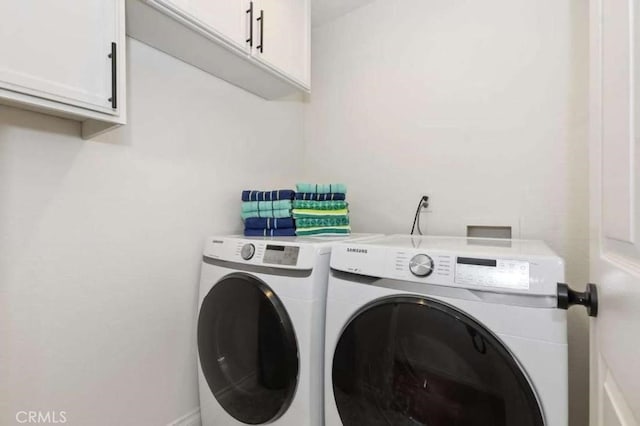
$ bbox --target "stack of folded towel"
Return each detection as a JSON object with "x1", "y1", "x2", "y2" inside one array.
[
  {"x1": 293, "y1": 183, "x2": 351, "y2": 236},
  {"x1": 241, "y1": 189, "x2": 296, "y2": 237}
]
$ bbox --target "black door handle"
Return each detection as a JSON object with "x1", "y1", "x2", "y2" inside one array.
[
  {"x1": 557, "y1": 283, "x2": 598, "y2": 317},
  {"x1": 108, "y1": 42, "x2": 117, "y2": 109},
  {"x1": 256, "y1": 9, "x2": 264, "y2": 53},
  {"x1": 246, "y1": 2, "x2": 253, "y2": 47}
]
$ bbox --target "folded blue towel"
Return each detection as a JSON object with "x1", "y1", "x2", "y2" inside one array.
[
  {"x1": 244, "y1": 217, "x2": 295, "y2": 230},
  {"x1": 295, "y1": 192, "x2": 346, "y2": 201},
  {"x1": 244, "y1": 228, "x2": 296, "y2": 237},
  {"x1": 242, "y1": 189, "x2": 295, "y2": 202}
]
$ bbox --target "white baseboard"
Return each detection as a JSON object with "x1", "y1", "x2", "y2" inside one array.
[{"x1": 168, "y1": 407, "x2": 201, "y2": 426}]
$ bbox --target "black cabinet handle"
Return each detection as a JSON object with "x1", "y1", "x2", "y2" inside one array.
[
  {"x1": 256, "y1": 9, "x2": 264, "y2": 53},
  {"x1": 108, "y1": 42, "x2": 117, "y2": 109},
  {"x1": 246, "y1": 2, "x2": 253, "y2": 46}
]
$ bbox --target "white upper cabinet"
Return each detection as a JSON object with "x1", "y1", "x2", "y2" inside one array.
[
  {"x1": 0, "y1": 0, "x2": 126, "y2": 139},
  {"x1": 126, "y1": 0, "x2": 310, "y2": 99},
  {"x1": 251, "y1": 0, "x2": 310, "y2": 87},
  {"x1": 167, "y1": 0, "x2": 247, "y2": 49}
]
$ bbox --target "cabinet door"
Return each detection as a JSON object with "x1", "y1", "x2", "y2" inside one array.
[
  {"x1": 172, "y1": 0, "x2": 247, "y2": 49},
  {"x1": 254, "y1": 0, "x2": 310, "y2": 86},
  {"x1": 0, "y1": 0, "x2": 118, "y2": 114}
]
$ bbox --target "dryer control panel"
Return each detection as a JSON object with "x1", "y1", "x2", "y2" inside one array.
[
  {"x1": 203, "y1": 237, "x2": 318, "y2": 270},
  {"x1": 262, "y1": 244, "x2": 300, "y2": 266}
]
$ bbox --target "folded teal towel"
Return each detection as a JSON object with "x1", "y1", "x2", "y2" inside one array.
[
  {"x1": 241, "y1": 209, "x2": 292, "y2": 219},
  {"x1": 296, "y1": 183, "x2": 347, "y2": 194},
  {"x1": 242, "y1": 200, "x2": 292, "y2": 213}
]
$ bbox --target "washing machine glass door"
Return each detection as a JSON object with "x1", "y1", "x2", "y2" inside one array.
[
  {"x1": 198, "y1": 273, "x2": 298, "y2": 425},
  {"x1": 332, "y1": 296, "x2": 544, "y2": 426}
]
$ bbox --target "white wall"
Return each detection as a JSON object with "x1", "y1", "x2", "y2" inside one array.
[
  {"x1": 0, "y1": 39, "x2": 304, "y2": 425},
  {"x1": 304, "y1": 0, "x2": 590, "y2": 425},
  {"x1": 0, "y1": 2, "x2": 591, "y2": 423}
]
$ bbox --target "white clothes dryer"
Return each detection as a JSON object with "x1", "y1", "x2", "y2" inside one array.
[
  {"x1": 325, "y1": 235, "x2": 568, "y2": 426},
  {"x1": 197, "y1": 234, "x2": 380, "y2": 426}
]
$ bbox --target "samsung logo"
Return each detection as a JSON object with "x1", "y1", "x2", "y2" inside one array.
[
  {"x1": 211, "y1": 240, "x2": 224, "y2": 244},
  {"x1": 347, "y1": 248, "x2": 368, "y2": 254}
]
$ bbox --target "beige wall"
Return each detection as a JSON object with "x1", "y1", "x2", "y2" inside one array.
[
  {"x1": 304, "y1": 0, "x2": 590, "y2": 424},
  {"x1": 0, "y1": 39, "x2": 304, "y2": 425}
]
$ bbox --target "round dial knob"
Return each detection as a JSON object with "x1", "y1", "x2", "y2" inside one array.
[
  {"x1": 409, "y1": 254, "x2": 434, "y2": 277},
  {"x1": 241, "y1": 243, "x2": 256, "y2": 260}
]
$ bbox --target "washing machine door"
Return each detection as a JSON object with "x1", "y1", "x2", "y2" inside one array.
[
  {"x1": 198, "y1": 273, "x2": 298, "y2": 425},
  {"x1": 332, "y1": 296, "x2": 544, "y2": 426}
]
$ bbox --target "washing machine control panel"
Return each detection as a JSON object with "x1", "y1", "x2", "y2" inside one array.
[
  {"x1": 391, "y1": 251, "x2": 454, "y2": 282},
  {"x1": 330, "y1": 236, "x2": 563, "y2": 296},
  {"x1": 396, "y1": 253, "x2": 530, "y2": 289},
  {"x1": 455, "y1": 257, "x2": 530, "y2": 290},
  {"x1": 332, "y1": 246, "x2": 536, "y2": 293},
  {"x1": 409, "y1": 254, "x2": 434, "y2": 277}
]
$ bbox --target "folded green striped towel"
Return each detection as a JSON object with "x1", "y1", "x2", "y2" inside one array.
[
  {"x1": 292, "y1": 200, "x2": 348, "y2": 210},
  {"x1": 292, "y1": 208, "x2": 349, "y2": 218},
  {"x1": 296, "y1": 183, "x2": 347, "y2": 194},
  {"x1": 241, "y1": 209, "x2": 292, "y2": 219},
  {"x1": 295, "y1": 216, "x2": 349, "y2": 228},
  {"x1": 242, "y1": 200, "x2": 292, "y2": 213},
  {"x1": 296, "y1": 226, "x2": 351, "y2": 236}
]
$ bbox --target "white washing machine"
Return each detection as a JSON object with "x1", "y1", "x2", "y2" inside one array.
[
  {"x1": 325, "y1": 235, "x2": 568, "y2": 426},
  {"x1": 197, "y1": 234, "x2": 380, "y2": 426}
]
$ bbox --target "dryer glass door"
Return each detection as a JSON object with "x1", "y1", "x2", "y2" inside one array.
[
  {"x1": 198, "y1": 273, "x2": 298, "y2": 424},
  {"x1": 332, "y1": 296, "x2": 544, "y2": 426}
]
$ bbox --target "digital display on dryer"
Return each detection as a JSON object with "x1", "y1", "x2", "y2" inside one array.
[{"x1": 263, "y1": 245, "x2": 300, "y2": 266}]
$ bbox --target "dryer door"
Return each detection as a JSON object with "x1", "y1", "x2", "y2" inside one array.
[
  {"x1": 332, "y1": 296, "x2": 544, "y2": 426},
  {"x1": 198, "y1": 273, "x2": 298, "y2": 425}
]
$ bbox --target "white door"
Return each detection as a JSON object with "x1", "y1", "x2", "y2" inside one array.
[
  {"x1": 170, "y1": 0, "x2": 247, "y2": 49},
  {"x1": 589, "y1": 0, "x2": 640, "y2": 424},
  {"x1": 0, "y1": 0, "x2": 118, "y2": 113},
  {"x1": 253, "y1": 0, "x2": 310, "y2": 85}
]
